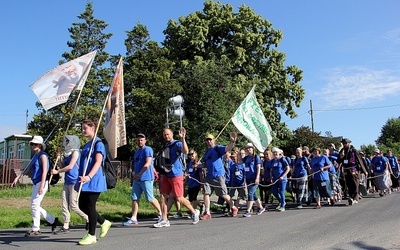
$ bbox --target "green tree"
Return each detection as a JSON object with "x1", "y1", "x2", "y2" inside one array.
[
  {"x1": 123, "y1": 23, "x2": 181, "y2": 152},
  {"x1": 28, "y1": 2, "x2": 113, "y2": 156},
  {"x1": 376, "y1": 117, "x2": 400, "y2": 155},
  {"x1": 163, "y1": 0, "x2": 304, "y2": 146}
]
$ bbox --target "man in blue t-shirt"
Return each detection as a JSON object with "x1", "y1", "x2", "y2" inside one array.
[
  {"x1": 155, "y1": 128, "x2": 200, "y2": 228},
  {"x1": 124, "y1": 133, "x2": 162, "y2": 226},
  {"x1": 198, "y1": 132, "x2": 239, "y2": 220}
]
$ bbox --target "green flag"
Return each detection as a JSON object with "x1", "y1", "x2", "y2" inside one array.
[{"x1": 231, "y1": 85, "x2": 273, "y2": 152}]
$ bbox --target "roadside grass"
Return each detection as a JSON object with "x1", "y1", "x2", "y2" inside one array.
[{"x1": 0, "y1": 180, "x2": 167, "y2": 230}]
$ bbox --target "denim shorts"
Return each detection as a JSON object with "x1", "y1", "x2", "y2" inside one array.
[{"x1": 131, "y1": 180, "x2": 155, "y2": 202}]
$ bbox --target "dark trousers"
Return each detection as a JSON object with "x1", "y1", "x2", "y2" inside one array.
[
  {"x1": 79, "y1": 192, "x2": 104, "y2": 235},
  {"x1": 345, "y1": 172, "x2": 359, "y2": 201}
]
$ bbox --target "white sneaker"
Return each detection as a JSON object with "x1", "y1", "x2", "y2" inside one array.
[
  {"x1": 153, "y1": 220, "x2": 170, "y2": 228},
  {"x1": 192, "y1": 209, "x2": 200, "y2": 225}
]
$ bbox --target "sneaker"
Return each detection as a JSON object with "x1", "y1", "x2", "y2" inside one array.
[
  {"x1": 243, "y1": 211, "x2": 252, "y2": 217},
  {"x1": 200, "y1": 213, "x2": 212, "y2": 220},
  {"x1": 25, "y1": 230, "x2": 41, "y2": 237},
  {"x1": 296, "y1": 205, "x2": 303, "y2": 209},
  {"x1": 256, "y1": 207, "x2": 266, "y2": 215},
  {"x1": 79, "y1": 233, "x2": 97, "y2": 245},
  {"x1": 353, "y1": 200, "x2": 358, "y2": 204},
  {"x1": 53, "y1": 227, "x2": 70, "y2": 234},
  {"x1": 173, "y1": 212, "x2": 183, "y2": 219},
  {"x1": 231, "y1": 206, "x2": 238, "y2": 217},
  {"x1": 277, "y1": 207, "x2": 285, "y2": 212},
  {"x1": 314, "y1": 205, "x2": 322, "y2": 209},
  {"x1": 192, "y1": 209, "x2": 200, "y2": 225},
  {"x1": 99, "y1": 220, "x2": 112, "y2": 238},
  {"x1": 123, "y1": 219, "x2": 138, "y2": 226},
  {"x1": 348, "y1": 198, "x2": 354, "y2": 205},
  {"x1": 51, "y1": 217, "x2": 59, "y2": 232},
  {"x1": 275, "y1": 205, "x2": 281, "y2": 210},
  {"x1": 153, "y1": 220, "x2": 170, "y2": 228}
]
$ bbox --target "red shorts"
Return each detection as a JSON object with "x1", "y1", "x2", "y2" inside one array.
[{"x1": 160, "y1": 175, "x2": 184, "y2": 197}]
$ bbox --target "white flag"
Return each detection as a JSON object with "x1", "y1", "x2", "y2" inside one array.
[
  {"x1": 231, "y1": 85, "x2": 273, "y2": 152},
  {"x1": 29, "y1": 50, "x2": 97, "y2": 111},
  {"x1": 103, "y1": 57, "x2": 127, "y2": 159}
]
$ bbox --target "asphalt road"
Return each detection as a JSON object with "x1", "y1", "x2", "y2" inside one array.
[{"x1": 1, "y1": 192, "x2": 400, "y2": 250}]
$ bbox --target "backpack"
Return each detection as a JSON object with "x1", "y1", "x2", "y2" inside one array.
[
  {"x1": 154, "y1": 141, "x2": 180, "y2": 175},
  {"x1": 43, "y1": 152, "x2": 60, "y2": 186},
  {"x1": 95, "y1": 140, "x2": 117, "y2": 189}
]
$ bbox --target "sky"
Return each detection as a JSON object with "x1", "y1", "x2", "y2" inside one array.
[{"x1": 1, "y1": 0, "x2": 400, "y2": 149}]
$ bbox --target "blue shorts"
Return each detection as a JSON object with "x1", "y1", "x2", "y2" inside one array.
[{"x1": 131, "y1": 180, "x2": 155, "y2": 202}]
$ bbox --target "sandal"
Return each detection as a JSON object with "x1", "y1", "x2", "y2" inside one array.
[{"x1": 25, "y1": 230, "x2": 41, "y2": 237}]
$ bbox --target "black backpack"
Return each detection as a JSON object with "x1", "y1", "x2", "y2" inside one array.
[
  {"x1": 42, "y1": 152, "x2": 60, "y2": 186},
  {"x1": 154, "y1": 141, "x2": 180, "y2": 175},
  {"x1": 95, "y1": 140, "x2": 117, "y2": 189}
]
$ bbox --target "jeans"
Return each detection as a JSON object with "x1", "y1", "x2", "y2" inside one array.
[{"x1": 272, "y1": 179, "x2": 287, "y2": 207}]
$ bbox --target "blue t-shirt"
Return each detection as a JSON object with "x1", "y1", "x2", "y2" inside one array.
[
  {"x1": 203, "y1": 145, "x2": 226, "y2": 178},
  {"x1": 187, "y1": 161, "x2": 202, "y2": 188},
  {"x1": 371, "y1": 156, "x2": 388, "y2": 174},
  {"x1": 293, "y1": 156, "x2": 309, "y2": 178},
  {"x1": 262, "y1": 160, "x2": 272, "y2": 181},
  {"x1": 270, "y1": 157, "x2": 289, "y2": 180},
  {"x1": 78, "y1": 138, "x2": 107, "y2": 192},
  {"x1": 133, "y1": 145, "x2": 154, "y2": 181},
  {"x1": 30, "y1": 151, "x2": 50, "y2": 185},
  {"x1": 243, "y1": 155, "x2": 261, "y2": 180},
  {"x1": 387, "y1": 155, "x2": 398, "y2": 170},
  {"x1": 166, "y1": 140, "x2": 185, "y2": 178},
  {"x1": 63, "y1": 151, "x2": 80, "y2": 185},
  {"x1": 230, "y1": 162, "x2": 246, "y2": 187},
  {"x1": 310, "y1": 155, "x2": 331, "y2": 181}
]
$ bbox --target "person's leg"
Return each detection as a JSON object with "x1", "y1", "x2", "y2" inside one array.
[
  {"x1": 69, "y1": 184, "x2": 88, "y2": 222},
  {"x1": 61, "y1": 184, "x2": 70, "y2": 229},
  {"x1": 31, "y1": 181, "x2": 56, "y2": 230},
  {"x1": 143, "y1": 180, "x2": 162, "y2": 215},
  {"x1": 279, "y1": 180, "x2": 287, "y2": 208},
  {"x1": 159, "y1": 176, "x2": 172, "y2": 221},
  {"x1": 171, "y1": 175, "x2": 195, "y2": 214}
]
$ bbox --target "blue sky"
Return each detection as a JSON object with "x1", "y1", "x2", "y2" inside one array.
[{"x1": 1, "y1": 0, "x2": 400, "y2": 149}]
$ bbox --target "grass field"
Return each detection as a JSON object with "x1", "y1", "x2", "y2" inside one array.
[{"x1": 0, "y1": 180, "x2": 164, "y2": 230}]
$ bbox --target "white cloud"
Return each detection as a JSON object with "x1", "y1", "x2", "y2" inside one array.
[
  {"x1": 384, "y1": 29, "x2": 400, "y2": 44},
  {"x1": 318, "y1": 67, "x2": 400, "y2": 108}
]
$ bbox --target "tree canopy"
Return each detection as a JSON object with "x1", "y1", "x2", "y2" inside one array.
[{"x1": 29, "y1": 1, "x2": 308, "y2": 159}]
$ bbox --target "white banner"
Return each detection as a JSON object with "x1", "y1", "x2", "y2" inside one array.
[
  {"x1": 29, "y1": 51, "x2": 97, "y2": 110},
  {"x1": 231, "y1": 85, "x2": 273, "y2": 152}
]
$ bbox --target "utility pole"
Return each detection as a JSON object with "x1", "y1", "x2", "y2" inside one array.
[
  {"x1": 25, "y1": 109, "x2": 28, "y2": 132},
  {"x1": 309, "y1": 100, "x2": 314, "y2": 133}
]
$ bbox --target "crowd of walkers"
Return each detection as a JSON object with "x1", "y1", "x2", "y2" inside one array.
[
  {"x1": 12, "y1": 125, "x2": 400, "y2": 246},
  {"x1": 178, "y1": 137, "x2": 399, "y2": 217}
]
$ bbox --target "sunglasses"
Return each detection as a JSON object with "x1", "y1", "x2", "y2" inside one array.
[
  {"x1": 205, "y1": 138, "x2": 212, "y2": 141},
  {"x1": 188, "y1": 153, "x2": 194, "y2": 156},
  {"x1": 30, "y1": 143, "x2": 40, "y2": 146}
]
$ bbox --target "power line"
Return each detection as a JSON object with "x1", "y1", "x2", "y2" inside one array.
[{"x1": 313, "y1": 103, "x2": 400, "y2": 112}]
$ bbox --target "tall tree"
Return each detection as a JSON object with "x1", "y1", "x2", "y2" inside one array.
[
  {"x1": 163, "y1": 0, "x2": 304, "y2": 145},
  {"x1": 28, "y1": 2, "x2": 113, "y2": 155},
  {"x1": 376, "y1": 117, "x2": 400, "y2": 155},
  {"x1": 123, "y1": 23, "x2": 181, "y2": 152}
]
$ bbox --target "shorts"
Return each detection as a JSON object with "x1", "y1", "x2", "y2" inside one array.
[
  {"x1": 203, "y1": 175, "x2": 228, "y2": 197},
  {"x1": 160, "y1": 175, "x2": 184, "y2": 197},
  {"x1": 131, "y1": 180, "x2": 155, "y2": 202},
  {"x1": 187, "y1": 186, "x2": 200, "y2": 202},
  {"x1": 229, "y1": 186, "x2": 247, "y2": 200}
]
